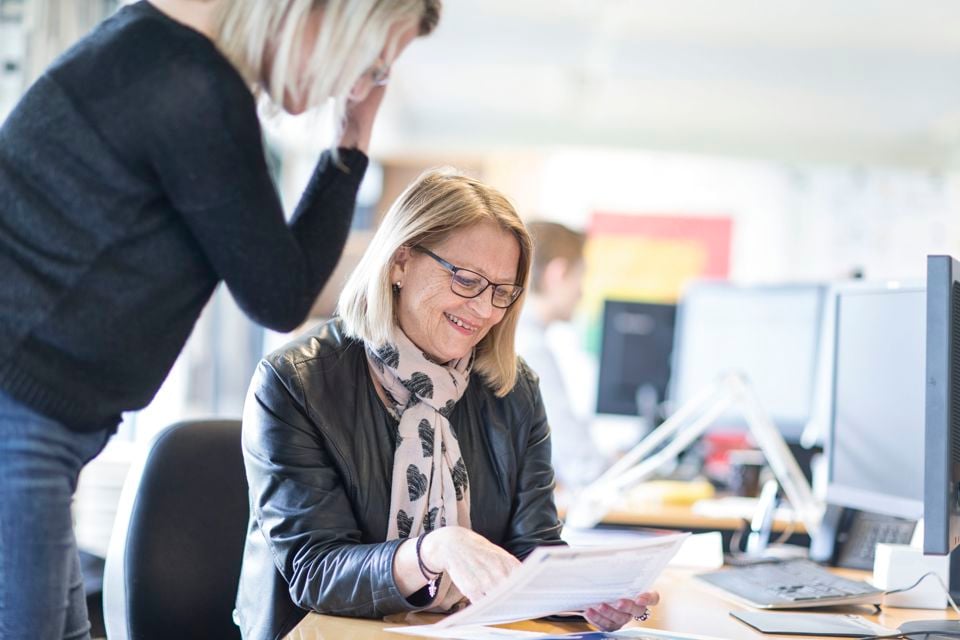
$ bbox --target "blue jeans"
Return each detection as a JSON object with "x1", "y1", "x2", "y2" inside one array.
[{"x1": 0, "y1": 392, "x2": 111, "y2": 640}]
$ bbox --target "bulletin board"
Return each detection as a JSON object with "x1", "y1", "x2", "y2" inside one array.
[{"x1": 581, "y1": 212, "x2": 734, "y2": 350}]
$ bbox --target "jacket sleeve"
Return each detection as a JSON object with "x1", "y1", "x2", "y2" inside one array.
[
  {"x1": 499, "y1": 362, "x2": 566, "y2": 560},
  {"x1": 241, "y1": 358, "x2": 424, "y2": 618}
]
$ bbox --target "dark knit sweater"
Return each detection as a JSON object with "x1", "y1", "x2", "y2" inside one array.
[{"x1": 0, "y1": 1, "x2": 368, "y2": 432}]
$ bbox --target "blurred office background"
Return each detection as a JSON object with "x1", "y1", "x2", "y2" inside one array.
[{"x1": 3, "y1": 0, "x2": 960, "y2": 602}]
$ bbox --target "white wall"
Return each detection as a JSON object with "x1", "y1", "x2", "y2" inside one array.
[
  {"x1": 485, "y1": 148, "x2": 960, "y2": 284},
  {"x1": 0, "y1": 20, "x2": 25, "y2": 122}
]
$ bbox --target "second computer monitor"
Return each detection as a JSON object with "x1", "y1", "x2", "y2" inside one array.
[
  {"x1": 826, "y1": 282, "x2": 925, "y2": 521},
  {"x1": 669, "y1": 282, "x2": 825, "y2": 442},
  {"x1": 596, "y1": 300, "x2": 676, "y2": 416}
]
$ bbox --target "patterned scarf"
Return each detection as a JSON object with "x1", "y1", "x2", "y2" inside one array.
[{"x1": 366, "y1": 326, "x2": 473, "y2": 597}]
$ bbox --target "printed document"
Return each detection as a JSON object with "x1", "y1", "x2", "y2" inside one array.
[{"x1": 388, "y1": 532, "x2": 688, "y2": 635}]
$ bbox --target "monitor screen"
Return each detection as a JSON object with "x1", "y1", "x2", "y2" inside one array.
[
  {"x1": 924, "y1": 255, "x2": 960, "y2": 555},
  {"x1": 596, "y1": 300, "x2": 676, "y2": 416},
  {"x1": 826, "y1": 283, "x2": 925, "y2": 521},
  {"x1": 669, "y1": 283, "x2": 825, "y2": 441}
]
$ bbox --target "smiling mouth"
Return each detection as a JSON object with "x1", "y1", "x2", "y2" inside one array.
[{"x1": 445, "y1": 312, "x2": 479, "y2": 334}]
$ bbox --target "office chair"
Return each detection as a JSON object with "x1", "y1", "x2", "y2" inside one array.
[{"x1": 103, "y1": 419, "x2": 247, "y2": 640}]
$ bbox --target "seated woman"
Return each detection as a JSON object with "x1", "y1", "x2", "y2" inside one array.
[{"x1": 236, "y1": 169, "x2": 658, "y2": 640}]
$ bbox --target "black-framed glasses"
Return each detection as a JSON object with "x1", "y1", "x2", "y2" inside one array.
[{"x1": 413, "y1": 245, "x2": 523, "y2": 309}]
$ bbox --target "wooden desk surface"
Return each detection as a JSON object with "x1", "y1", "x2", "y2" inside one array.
[
  {"x1": 602, "y1": 502, "x2": 806, "y2": 535},
  {"x1": 286, "y1": 567, "x2": 955, "y2": 639}
]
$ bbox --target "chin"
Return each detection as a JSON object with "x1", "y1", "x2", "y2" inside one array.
[{"x1": 435, "y1": 339, "x2": 477, "y2": 363}]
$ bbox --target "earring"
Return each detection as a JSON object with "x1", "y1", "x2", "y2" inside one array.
[{"x1": 392, "y1": 281, "x2": 402, "y2": 294}]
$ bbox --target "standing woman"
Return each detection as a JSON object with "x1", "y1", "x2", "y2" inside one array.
[{"x1": 0, "y1": 1, "x2": 441, "y2": 638}]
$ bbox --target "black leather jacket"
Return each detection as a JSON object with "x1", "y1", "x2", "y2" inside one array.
[{"x1": 235, "y1": 319, "x2": 564, "y2": 640}]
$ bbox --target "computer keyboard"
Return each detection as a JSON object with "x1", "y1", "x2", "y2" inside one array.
[
  {"x1": 697, "y1": 559, "x2": 883, "y2": 609},
  {"x1": 836, "y1": 512, "x2": 916, "y2": 571}
]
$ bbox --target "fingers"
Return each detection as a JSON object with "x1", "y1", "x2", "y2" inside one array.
[
  {"x1": 584, "y1": 604, "x2": 630, "y2": 631},
  {"x1": 611, "y1": 598, "x2": 648, "y2": 619},
  {"x1": 586, "y1": 592, "x2": 660, "y2": 632}
]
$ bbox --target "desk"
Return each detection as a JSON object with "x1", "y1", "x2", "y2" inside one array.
[
  {"x1": 603, "y1": 502, "x2": 805, "y2": 535},
  {"x1": 285, "y1": 567, "x2": 956, "y2": 639}
]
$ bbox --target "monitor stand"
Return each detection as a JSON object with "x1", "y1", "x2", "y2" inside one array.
[
  {"x1": 897, "y1": 548, "x2": 960, "y2": 638},
  {"x1": 566, "y1": 371, "x2": 824, "y2": 533}
]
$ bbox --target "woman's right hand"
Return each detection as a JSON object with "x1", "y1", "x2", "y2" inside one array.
[{"x1": 421, "y1": 526, "x2": 521, "y2": 604}]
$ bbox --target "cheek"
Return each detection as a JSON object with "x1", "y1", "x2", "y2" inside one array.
[{"x1": 404, "y1": 282, "x2": 453, "y2": 323}]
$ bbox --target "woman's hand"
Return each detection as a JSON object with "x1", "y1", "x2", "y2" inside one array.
[
  {"x1": 338, "y1": 84, "x2": 386, "y2": 152},
  {"x1": 584, "y1": 591, "x2": 660, "y2": 632},
  {"x1": 421, "y1": 526, "x2": 521, "y2": 604}
]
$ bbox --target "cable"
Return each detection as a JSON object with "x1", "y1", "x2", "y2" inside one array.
[
  {"x1": 854, "y1": 572, "x2": 960, "y2": 640},
  {"x1": 859, "y1": 633, "x2": 960, "y2": 640},
  {"x1": 770, "y1": 513, "x2": 798, "y2": 546},
  {"x1": 882, "y1": 571, "x2": 960, "y2": 617}
]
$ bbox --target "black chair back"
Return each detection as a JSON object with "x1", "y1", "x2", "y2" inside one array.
[{"x1": 104, "y1": 419, "x2": 247, "y2": 640}]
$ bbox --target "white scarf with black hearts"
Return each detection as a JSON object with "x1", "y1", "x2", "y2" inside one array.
[{"x1": 366, "y1": 327, "x2": 473, "y2": 548}]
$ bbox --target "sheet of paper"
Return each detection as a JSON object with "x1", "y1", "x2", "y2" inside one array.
[
  {"x1": 392, "y1": 532, "x2": 688, "y2": 633},
  {"x1": 385, "y1": 625, "x2": 550, "y2": 639},
  {"x1": 386, "y1": 624, "x2": 726, "y2": 639}
]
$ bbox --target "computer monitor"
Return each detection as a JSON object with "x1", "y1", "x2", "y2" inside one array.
[
  {"x1": 886, "y1": 258, "x2": 960, "y2": 638},
  {"x1": 825, "y1": 282, "x2": 925, "y2": 521},
  {"x1": 668, "y1": 282, "x2": 825, "y2": 442},
  {"x1": 595, "y1": 300, "x2": 676, "y2": 416},
  {"x1": 924, "y1": 255, "x2": 960, "y2": 555}
]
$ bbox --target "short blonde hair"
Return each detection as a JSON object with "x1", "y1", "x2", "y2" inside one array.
[
  {"x1": 338, "y1": 169, "x2": 533, "y2": 397},
  {"x1": 214, "y1": 0, "x2": 440, "y2": 117}
]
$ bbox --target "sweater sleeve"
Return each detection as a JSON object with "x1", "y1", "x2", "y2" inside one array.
[{"x1": 141, "y1": 54, "x2": 367, "y2": 332}]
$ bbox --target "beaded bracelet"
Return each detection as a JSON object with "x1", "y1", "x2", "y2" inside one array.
[{"x1": 416, "y1": 531, "x2": 443, "y2": 598}]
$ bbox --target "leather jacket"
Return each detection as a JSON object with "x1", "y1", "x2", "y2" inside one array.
[{"x1": 235, "y1": 319, "x2": 564, "y2": 640}]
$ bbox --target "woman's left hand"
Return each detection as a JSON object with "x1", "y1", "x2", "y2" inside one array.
[
  {"x1": 339, "y1": 84, "x2": 386, "y2": 152},
  {"x1": 583, "y1": 591, "x2": 659, "y2": 632}
]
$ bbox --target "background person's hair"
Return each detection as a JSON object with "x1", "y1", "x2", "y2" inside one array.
[
  {"x1": 526, "y1": 221, "x2": 586, "y2": 294},
  {"x1": 338, "y1": 168, "x2": 533, "y2": 397},
  {"x1": 214, "y1": 0, "x2": 440, "y2": 128}
]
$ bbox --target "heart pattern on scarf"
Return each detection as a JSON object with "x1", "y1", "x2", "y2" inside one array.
[
  {"x1": 403, "y1": 371, "x2": 434, "y2": 399},
  {"x1": 425, "y1": 506, "x2": 440, "y2": 532},
  {"x1": 452, "y1": 458, "x2": 469, "y2": 501},
  {"x1": 418, "y1": 419, "x2": 434, "y2": 457},
  {"x1": 377, "y1": 343, "x2": 400, "y2": 369},
  {"x1": 438, "y1": 399, "x2": 456, "y2": 419},
  {"x1": 406, "y1": 464, "x2": 429, "y2": 501},
  {"x1": 396, "y1": 509, "x2": 413, "y2": 539},
  {"x1": 366, "y1": 327, "x2": 473, "y2": 565}
]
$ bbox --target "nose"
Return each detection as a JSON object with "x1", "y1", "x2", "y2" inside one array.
[{"x1": 466, "y1": 287, "x2": 496, "y2": 319}]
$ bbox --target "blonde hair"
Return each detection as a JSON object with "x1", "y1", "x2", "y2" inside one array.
[
  {"x1": 213, "y1": 0, "x2": 440, "y2": 120},
  {"x1": 338, "y1": 169, "x2": 533, "y2": 397}
]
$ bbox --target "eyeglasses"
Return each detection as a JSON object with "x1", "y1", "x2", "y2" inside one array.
[{"x1": 413, "y1": 245, "x2": 523, "y2": 309}]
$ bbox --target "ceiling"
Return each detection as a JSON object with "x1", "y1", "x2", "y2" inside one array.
[{"x1": 376, "y1": 0, "x2": 960, "y2": 168}]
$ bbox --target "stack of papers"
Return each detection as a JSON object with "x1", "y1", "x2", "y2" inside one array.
[{"x1": 388, "y1": 533, "x2": 688, "y2": 638}]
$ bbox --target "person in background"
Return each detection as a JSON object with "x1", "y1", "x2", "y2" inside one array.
[
  {"x1": 516, "y1": 221, "x2": 609, "y2": 491},
  {"x1": 0, "y1": 1, "x2": 441, "y2": 638},
  {"x1": 237, "y1": 170, "x2": 659, "y2": 639}
]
